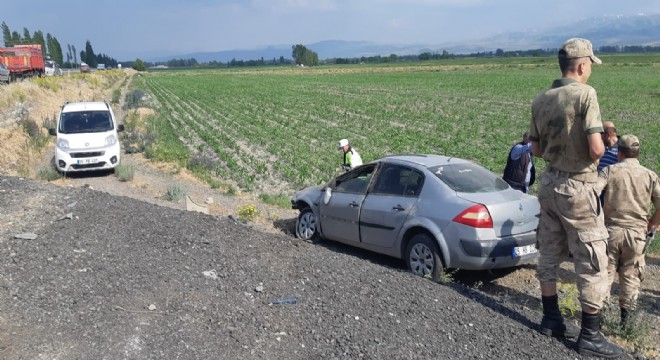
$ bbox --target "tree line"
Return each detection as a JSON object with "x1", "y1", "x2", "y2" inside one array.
[{"x1": 1, "y1": 21, "x2": 118, "y2": 68}]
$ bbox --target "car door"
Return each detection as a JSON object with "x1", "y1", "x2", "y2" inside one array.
[
  {"x1": 360, "y1": 164, "x2": 424, "y2": 248},
  {"x1": 319, "y1": 164, "x2": 377, "y2": 243}
]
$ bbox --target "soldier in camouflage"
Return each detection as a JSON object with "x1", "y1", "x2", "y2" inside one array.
[
  {"x1": 529, "y1": 38, "x2": 622, "y2": 358},
  {"x1": 598, "y1": 135, "x2": 660, "y2": 327}
]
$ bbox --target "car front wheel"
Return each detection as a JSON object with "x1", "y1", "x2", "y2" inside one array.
[
  {"x1": 295, "y1": 207, "x2": 319, "y2": 242},
  {"x1": 406, "y1": 233, "x2": 444, "y2": 282}
]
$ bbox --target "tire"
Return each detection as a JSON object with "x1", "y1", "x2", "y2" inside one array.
[
  {"x1": 295, "y1": 207, "x2": 319, "y2": 242},
  {"x1": 406, "y1": 233, "x2": 445, "y2": 282}
]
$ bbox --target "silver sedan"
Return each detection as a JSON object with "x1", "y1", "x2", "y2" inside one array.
[{"x1": 291, "y1": 154, "x2": 540, "y2": 282}]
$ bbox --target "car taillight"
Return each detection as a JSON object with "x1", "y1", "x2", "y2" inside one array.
[{"x1": 452, "y1": 204, "x2": 493, "y2": 228}]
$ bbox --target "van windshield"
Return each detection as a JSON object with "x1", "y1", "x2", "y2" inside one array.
[{"x1": 59, "y1": 111, "x2": 113, "y2": 134}]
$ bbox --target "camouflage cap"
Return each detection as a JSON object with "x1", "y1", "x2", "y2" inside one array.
[
  {"x1": 617, "y1": 134, "x2": 640, "y2": 150},
  {"x1": 559, "y1": 38, "x2": 602, "y2": 64}
]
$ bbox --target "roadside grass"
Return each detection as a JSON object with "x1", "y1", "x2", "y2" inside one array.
[
  {"x1": 14, "y1": 116, "x2": 53, "y2": 177},
  {"x1": 258, "y1": 193, "x2": 291, "y2": 208},
  {"x1": 32, "y1": 77, "x2": 60, "y2": 92},
  {"x1": 111, "y1": 88, "x2": 121, "y2": 104},
  {"x1": 600, "y1": 300, "x2": 655, "y2": 355},
  {"x1": 142, "y1": 113, "x2": 189, "y2": 165},
  {"x1": 646, "y1": 229, "x2": 659, "y2": 255},
  {"x1": 121, "y1": 112, "x2": 157, "y2": 155},
  {"x1": 558, "y1": 282, "x2": 656, "y2": 357}
]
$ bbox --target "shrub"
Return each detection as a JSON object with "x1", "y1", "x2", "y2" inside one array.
[
  {"x1": 36, "y1": 166, "x2": 61, "y2": 181},
  {"x1": 165, "y1": 183, "x2": 187, "y2": 202},
  {"x1": 123, "y1": 90, "x2": 146, "y2": 110},
  {"x1": 114, "y1": 163, "x2": 135, "y2": 182},
  {"x1": 237, "y1": 204, "x2": 258, "y2": 222},
  {"x1": 19, "y1": 118, "x2": 50, "y2": 149},
  {"x1": 557, "y1": 281, "x2": 580, "y2": 318},
  {"x1": 111, "y1": 89, "x2": 121, "y2": 104}
]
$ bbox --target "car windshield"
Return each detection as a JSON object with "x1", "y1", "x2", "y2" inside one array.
[
  {"x1": 428, "y1": 162, "x2": 509, "y2": 193},
  {"x1": 59, "y1": 111, "x2": 113, "y2": 134}
]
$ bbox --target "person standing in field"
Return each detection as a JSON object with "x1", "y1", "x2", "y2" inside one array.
[
  {"x1": 338, "y1": 139, "x2": 363, "y2": 171},
  {"x1": 598, "y1": 134, "x2": 660, "y2": 327},
  {"x1": 502, "y1": 131, "x2": 535, "y2": 193},
  {"x1": 529, "y1": 38, "x2": 622, "y2": 358},
  {"x1": 597, "y1": 121, "x2": 619, "y2": 173}
]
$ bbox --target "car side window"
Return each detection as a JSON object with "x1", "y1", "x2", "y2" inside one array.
[
  {"x1": 400, "y1": 168, "x2": 424, "y2": 197},
  {"x1": 334, "y1": 164, "x2": 376, "y2": 194},
  {"x1": 373, "y1": 165, "x2": 424, "y2": 197}
]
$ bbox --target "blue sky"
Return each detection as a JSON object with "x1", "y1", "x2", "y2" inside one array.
[{"x1": 3, "y1": 0, "x2": 659, "y2": 60}]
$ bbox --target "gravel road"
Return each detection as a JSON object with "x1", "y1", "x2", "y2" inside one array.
[{"x1": 0, "y1": 175, "x2": 636, "y2": 359}]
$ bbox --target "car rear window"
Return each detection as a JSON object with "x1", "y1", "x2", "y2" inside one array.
[{"x1": 428, "y1": 163, "x2": 508, "y2": 193}]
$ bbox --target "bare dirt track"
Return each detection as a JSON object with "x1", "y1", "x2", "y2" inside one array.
[{"x1": 0, "y1": 71, "x2": 658, "y2": 359}]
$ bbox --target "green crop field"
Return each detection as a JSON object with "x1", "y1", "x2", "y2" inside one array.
[{"x1": 134, "y1": 54, "x2": 660, "y2": 196}]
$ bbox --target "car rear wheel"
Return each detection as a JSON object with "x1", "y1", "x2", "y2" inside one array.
[
  {"x1": 406, "y1": 233, "x2": 444, "y2": 282},
  {"x1": 295, "y1": 207, "x2": 319, "y2": 242}
]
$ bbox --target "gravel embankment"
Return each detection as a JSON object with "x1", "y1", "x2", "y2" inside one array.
[{"x1": 0, "y1": 175, "x2": 633, "y2": 359}]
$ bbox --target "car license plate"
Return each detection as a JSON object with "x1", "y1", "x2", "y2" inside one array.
[
  {"x1": 77, "y1": 158, "x2": 98, "y2": 165},
  {"x1": 512, "y1": 244, "x2": 537, "y2": 258}
]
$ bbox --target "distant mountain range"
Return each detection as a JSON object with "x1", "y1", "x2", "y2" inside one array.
[{"x1": 148, "y1": 13, "x2": 660, "y2": 63}]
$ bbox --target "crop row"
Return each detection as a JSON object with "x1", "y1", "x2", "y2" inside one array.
[{"x1": 140, "y1": 61, "x2": 660, "y2": 194}]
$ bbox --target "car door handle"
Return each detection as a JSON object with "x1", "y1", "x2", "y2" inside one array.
[
  {"x1": 349, "y1": 201, "x2": 360, "y2": 208},
  {"x1": 392, "y1": 205, "x2": 405, "y2": 211}
]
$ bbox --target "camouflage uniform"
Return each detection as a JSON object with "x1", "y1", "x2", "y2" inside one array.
[
  {"x1": 599, "y1": 138, "x2": 660, "y2": 310},
  {"x1": 530, "y1": 78, "x2": 608, "y2": 311}
]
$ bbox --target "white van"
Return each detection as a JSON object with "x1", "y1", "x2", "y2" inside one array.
[
  {"x1": 49, "y1": 101, "x2": 124, "y2": 173},
  {"x1": 44, "y1": 60, "x2": 62, "y2": 76}
]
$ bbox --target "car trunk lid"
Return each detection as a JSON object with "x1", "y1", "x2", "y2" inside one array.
[{"x1": 456, "y1": 190, "x2": 539, "y2": 237}]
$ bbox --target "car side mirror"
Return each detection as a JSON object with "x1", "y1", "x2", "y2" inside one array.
[
  {"x1": 323, "y1": 187, "x2": 332, "y2": 205},
  {"x1": 117, "y1": 124, "x2": 125, "y2": 132},
  {"x1": 48, "y1": 128, "x2": 56, "y2": 136}
]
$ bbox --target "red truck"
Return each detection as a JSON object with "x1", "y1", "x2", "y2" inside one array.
[{"x1": 0, "y1": 44, "x2": 45, "y2": 82}]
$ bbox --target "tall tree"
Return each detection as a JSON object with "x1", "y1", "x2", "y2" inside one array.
[
  {"x1": 1, "y1": 22, "x2": 10, "y2": 47},
  {"x1": 32, "y1": 30, "x2": 46, "y2": 53},
  {"x1": 66, "y1": 43, "x2": 72, "y2": 64},
  {"x1": 22, "y1": 27, "x2": 31, "y2": 43},
  {"x1": 11, "y1": 31, "x2": 20, "y2": 45},
  {"x1": 72, "y1": 44, "x2": 77, "y2": 65},
  {"x1": 46, "y1": 33, "x2": 53, "y2": 57},
  {"x1": 291, "y1": 44, "x2": 319, "y2": 66},
  {"x1": 84, "y1": 40, "x2": 97, "y2": 67},
  {"x1": 49, "y1": 35, "x2": 63, "y2": 64}
]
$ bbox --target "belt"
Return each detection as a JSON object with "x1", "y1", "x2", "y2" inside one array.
[{"x1": 547, "y1": 168, "x2": 598, "y2": 182}]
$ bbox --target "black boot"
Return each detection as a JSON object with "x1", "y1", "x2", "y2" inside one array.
[
  {"x1": 620, "y1": 308, "x2": 631, "y2": 328},
  {"x1": 577, "y1": 312, "x2": 623, "y2": 358},
  {"x1": 540, "y1": 295, "x2": 579, "y2": 339}
]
